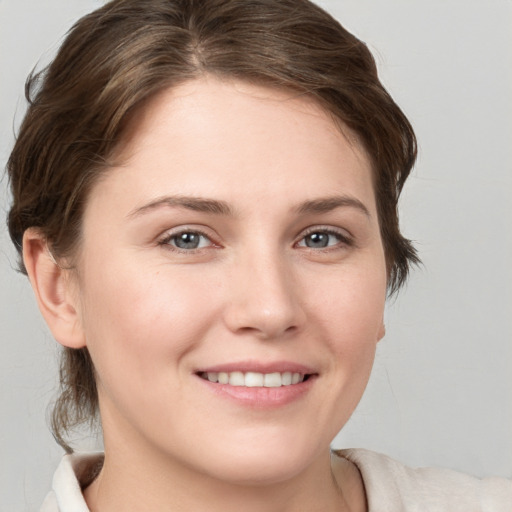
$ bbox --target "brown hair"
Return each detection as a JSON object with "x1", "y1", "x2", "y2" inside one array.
[{"x1": 7, "y1": 0, "x2": 419, "y2": 451}]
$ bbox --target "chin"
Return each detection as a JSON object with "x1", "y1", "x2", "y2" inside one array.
[{"x1": 189, "y1": 431, "x2": 326, "y2": 486}]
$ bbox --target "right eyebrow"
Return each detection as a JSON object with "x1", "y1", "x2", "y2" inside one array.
[{"x1": 127, "y1": 195, "x2": 234, "y2": 218}]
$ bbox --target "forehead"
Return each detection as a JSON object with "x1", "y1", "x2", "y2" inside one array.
[
  {"x1": 91, "y1": 77, "x2": 375, "y2": 218},
  {"x1": 115, "y1": 77, "x2": 367, "y2": 165}
]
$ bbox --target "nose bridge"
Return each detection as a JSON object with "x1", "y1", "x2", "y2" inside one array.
[{"x1": 224, "y1": 241, "x2": 303, "y2": 339}]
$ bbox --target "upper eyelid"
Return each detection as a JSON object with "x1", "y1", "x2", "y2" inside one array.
[
  {"x1": 298, "y1": 225, "x2": 352, "y2": 240},
  {"x1": 159, "y1": 225, "x2": 214, "y2": 238},
  {"x1": 158, "y1": 227, "x2": 217, "y2": 247}
]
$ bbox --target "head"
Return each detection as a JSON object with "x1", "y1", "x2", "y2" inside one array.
[{"x1": 7, "y1": 0, "x2": 418, "y2": 454}]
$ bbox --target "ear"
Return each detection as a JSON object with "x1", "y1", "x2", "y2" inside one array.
[
  {"x1": 377, "y1": 321, "x2": 386, "y2": 342},
  {"x1": 23, "y1": 229, "x2": 86, "y2": 349}
]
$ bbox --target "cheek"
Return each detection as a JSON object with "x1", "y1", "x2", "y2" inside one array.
[
  {"x1": 77, "y1": 262, "x2": 218, "y2": 385},
  {"x1": 309, "y1": 262, "x2": 386, "y2": 384},
  {"x1": 289, "y1": 263, "x2": 385, "y2": 440},
  {"x1": 313, "y1": 262, "x2": 386, "y2": 336}
]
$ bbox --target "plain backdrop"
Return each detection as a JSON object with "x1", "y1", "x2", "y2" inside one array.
[{"x1": 1, "y1": 1, "x2": 511, "y2": 510}]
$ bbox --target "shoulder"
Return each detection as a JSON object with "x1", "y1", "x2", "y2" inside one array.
[
  {"x1": 40, "y1": 452, "x2": 103, "y2": 512},
  {"x1": 334, "y1": 448, "x2": 512, "y2": 512}
]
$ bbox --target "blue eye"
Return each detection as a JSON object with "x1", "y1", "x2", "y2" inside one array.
[
  {"x1": 298, "y1": 230, "x2": 347, "y2": 249},
  {"x1": 165, "y1": 231, "x2": 212, "y2": 250}
]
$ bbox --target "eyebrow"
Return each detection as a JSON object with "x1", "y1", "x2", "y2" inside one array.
[
  {"x1": 295, "y1": 196, "x2": 371, "y2": 218},
  {"x1": 128, "y1": 196, "x2": 234, "y2": 218},
  {"x1": 127, "y1": 194, "x2": 370, "y2": 219}
]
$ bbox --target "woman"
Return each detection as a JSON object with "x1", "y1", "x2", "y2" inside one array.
[{"x1": 5, "y1": 0, "x2": 511, "y2": 510}]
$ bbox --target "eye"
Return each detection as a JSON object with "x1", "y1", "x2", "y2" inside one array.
[
  {"x1": 161, "y1": 230, "x2": 213, "y2": 251},
  {"x1": 297, "y1": 229, "x2": 350, "y2": 249}
]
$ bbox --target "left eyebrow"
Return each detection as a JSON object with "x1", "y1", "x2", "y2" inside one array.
[{"x1": 295, "y1": 195, "x2": 371, "y2": 218}]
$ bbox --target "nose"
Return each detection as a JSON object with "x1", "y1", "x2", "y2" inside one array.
[{"x1": 222, "y1": 251, "x2": 305, "y2": 340}]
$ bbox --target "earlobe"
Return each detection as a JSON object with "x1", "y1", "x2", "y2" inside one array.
[
  {"x1": 22, "y1": 229, "x2": 86, "y2": 349},
  {"x1": 377, "y1": 322, "x2": 386, "y2": 342}
]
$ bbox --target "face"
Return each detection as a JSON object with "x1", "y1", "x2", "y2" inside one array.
[{"x1": 72, "y1": 78, "x2": 387, "y2": 484}]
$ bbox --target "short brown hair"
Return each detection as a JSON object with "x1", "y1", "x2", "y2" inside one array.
[{"x1": 7, "y1": 0, "x2": 419, "y2": 451}]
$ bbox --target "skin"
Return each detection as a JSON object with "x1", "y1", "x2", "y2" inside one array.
[{"x1": 24, "y1": 77, "x2": 387, "y2": 511}]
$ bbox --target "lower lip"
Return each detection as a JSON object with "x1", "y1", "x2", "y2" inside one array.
[{"x1": 196, "y1": 375, "x2": 316, "y2": 408}]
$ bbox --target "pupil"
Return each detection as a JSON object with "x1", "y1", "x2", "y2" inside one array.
[
  {"x1": 306, "y1": 232, "x2": 328, "y2": 248},
  {"x1": 175, "y1": 233, "x2": 200, "y2": 249}
]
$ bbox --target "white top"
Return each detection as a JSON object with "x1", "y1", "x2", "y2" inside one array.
[
  {"x1": 40, "y1": 449, "x2": 512, "y2": 511},
  {"x1": 340, "y1": 449, "x2": 512, "y2": 512}
]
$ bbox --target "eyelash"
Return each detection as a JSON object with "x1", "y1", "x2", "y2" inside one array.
[
  {"x1": 295, "y1": 227, "x2": 353, "y2": 250},
  {"x1": 157, "y1": 226, "x2": 353, "y2": 253},
  {"x1": 158, "y1": 229, "x2": 215, "y2": 252}
]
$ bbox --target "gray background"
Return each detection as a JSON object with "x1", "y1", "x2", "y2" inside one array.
[{"x1": 1, "y1": 1, "x2": 511, "y2": 510}]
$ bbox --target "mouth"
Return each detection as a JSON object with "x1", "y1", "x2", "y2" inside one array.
[{"x1": 197, "y1": 371, "x2": 312, "y2": 388}]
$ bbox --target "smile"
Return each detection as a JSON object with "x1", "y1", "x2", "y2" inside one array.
[{"x1": 199, "y1": 371, "x2": 308, "y2": 387}]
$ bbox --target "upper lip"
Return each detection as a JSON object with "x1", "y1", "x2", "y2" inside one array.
[{"x1": 195, "y1": 360, "x2": 317, "y2": 375}]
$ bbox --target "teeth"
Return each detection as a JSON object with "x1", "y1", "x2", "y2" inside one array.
[
  {"x1": 282, "y1": 372, "x2": 292, "y2": 385},
  {"x1": 201, "y1": 371, "x2": 306, "y2": 387},
  {"x1": 245, "y1": 372, "x2": 264, "y2": 387},
  {"x1": 229, "y1": 371, "x2": 245, "y2": 386},
  {"x1": 264, "y1": 372, "x2": 282, "y2": 387}
]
